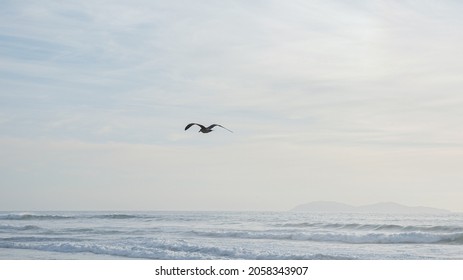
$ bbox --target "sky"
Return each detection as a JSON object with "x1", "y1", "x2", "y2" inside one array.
[{"x1": 1, "y1": 0, "x2": 463, "y2": 211}]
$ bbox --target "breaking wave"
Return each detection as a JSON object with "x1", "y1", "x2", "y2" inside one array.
[
  {"x1": 0, "y1": 239, "x2": 350, "y2": 260},
  {"x1": 2, "y1": 211, "x2": 462, "y2": 259},
  {"x1": 88, "y1": 214, "x2": 139, "y2": 219},
  {"x1": 0, "y1": 225, "x2": 42, "y2": 231},
  {"x1": 0, "y1": 214, "x2": 74, "y2": 221},
  {"x1": 276, "y1": 222, "x2": 463, "y2": 233},
  {"x1": 190, "y1": 230, "x2": 463, "y2": 244},
  {"x1": 0, "y1": 213, "x2": 141, "y2": 221}
]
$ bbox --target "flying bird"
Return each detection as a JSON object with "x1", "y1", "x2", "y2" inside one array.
[{"x1": 184, "y1": 123, "x2": 233, "y2": 133}]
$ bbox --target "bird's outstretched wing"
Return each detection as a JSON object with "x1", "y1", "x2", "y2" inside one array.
[
  {"x1": 208, "y1": 124, "x2": 233, "y2": 133},
  {"x1": 185, "y1": 123, "x2": 206, "y2": 131}
]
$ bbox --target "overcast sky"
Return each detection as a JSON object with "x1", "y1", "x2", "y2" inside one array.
[{"x1": 1, "y1": 0, "x2": 463, "y2": 211}]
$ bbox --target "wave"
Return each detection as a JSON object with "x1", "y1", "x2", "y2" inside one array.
[
  {"x1": 0, "y1": 213, "x2": 142, "y2": 221},
  {"x1": 0, "y1": 214, "x2": 75, "y2": 221},
  {"x1": 0, "y1": 212, "x2": 235, "y2": 222},
  {"x1": 0, "y1": 224, "x2": 42, "y2": 231},
  {"x1": 276, "y1": 222, "x2": 463, "y2": 233},
  {"x1": 190, "y1": 229, "x2": 463, "y2": 244},
  {"x1": 63, "y1": 228, "x2": 126, "y2": 235},
  {"x1": 1, "y1": 236, "x2": 84, "y2": 242},
  {"x1": 88, "y1": 214, "x2": 139, "y2": 219},
  {"x1": 0, "y1": 239, "x2": 350, "y2": 260}
]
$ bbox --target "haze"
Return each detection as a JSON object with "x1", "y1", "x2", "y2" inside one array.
[{"x1": 1, "y1": 1, "x2": 463, "y2": 211}]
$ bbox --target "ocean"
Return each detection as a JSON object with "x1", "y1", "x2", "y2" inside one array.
[{"x1": 1, "y1": 211, "x2": 462, "y2": 260}]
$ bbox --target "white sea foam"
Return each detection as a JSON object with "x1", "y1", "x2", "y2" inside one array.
[
  {"x1": 190, "y1": 229, "x2": 463, "y2": 244},
  {"x1": 275, "y1": 222, "x2": 463, "y2": 232},
  {"x1": 1, "y1": 211, "x2": 462, "y2": 259},
  {"x1": 0, "y1": 238, "x2": 349, "y2": 260},
  {"x1": 0, "y1": 213, "x2": 74, "y2": 220},
  {"x1": 0, "y1": 224, "x2": 42, "y2": 231}
]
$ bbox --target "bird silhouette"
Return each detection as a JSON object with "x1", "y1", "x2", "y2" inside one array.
[{"x1": 184, "y1": 123, "x2": 233, "y2": 133}]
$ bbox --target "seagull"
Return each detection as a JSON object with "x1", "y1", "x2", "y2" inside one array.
[{"x1": 184, "y1": 123, "x2": 233, "y2": 133}]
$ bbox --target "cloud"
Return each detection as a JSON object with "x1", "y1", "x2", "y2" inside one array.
[
  {"x1": 2, "y1": 1, "x2": 463, "y2": 211},
  {"x1": 2, "y1": 0, "x2": 463, "y2": 146}
]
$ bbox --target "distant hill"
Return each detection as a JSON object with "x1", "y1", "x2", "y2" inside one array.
[
  {"x1": 291, "y1": 201, "x2": 450, "y2": 214},
  {"x1": 291, "y1": 201, "x2": 356, "y2": 213}
]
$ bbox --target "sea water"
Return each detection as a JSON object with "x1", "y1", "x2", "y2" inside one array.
[{"x1": 1, "y1": 211, "x2": 462, "y2": 259}]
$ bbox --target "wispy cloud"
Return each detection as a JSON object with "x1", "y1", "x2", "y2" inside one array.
[{"x1": 1, "y1": 1, "x2": 463, "y2": 210}]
